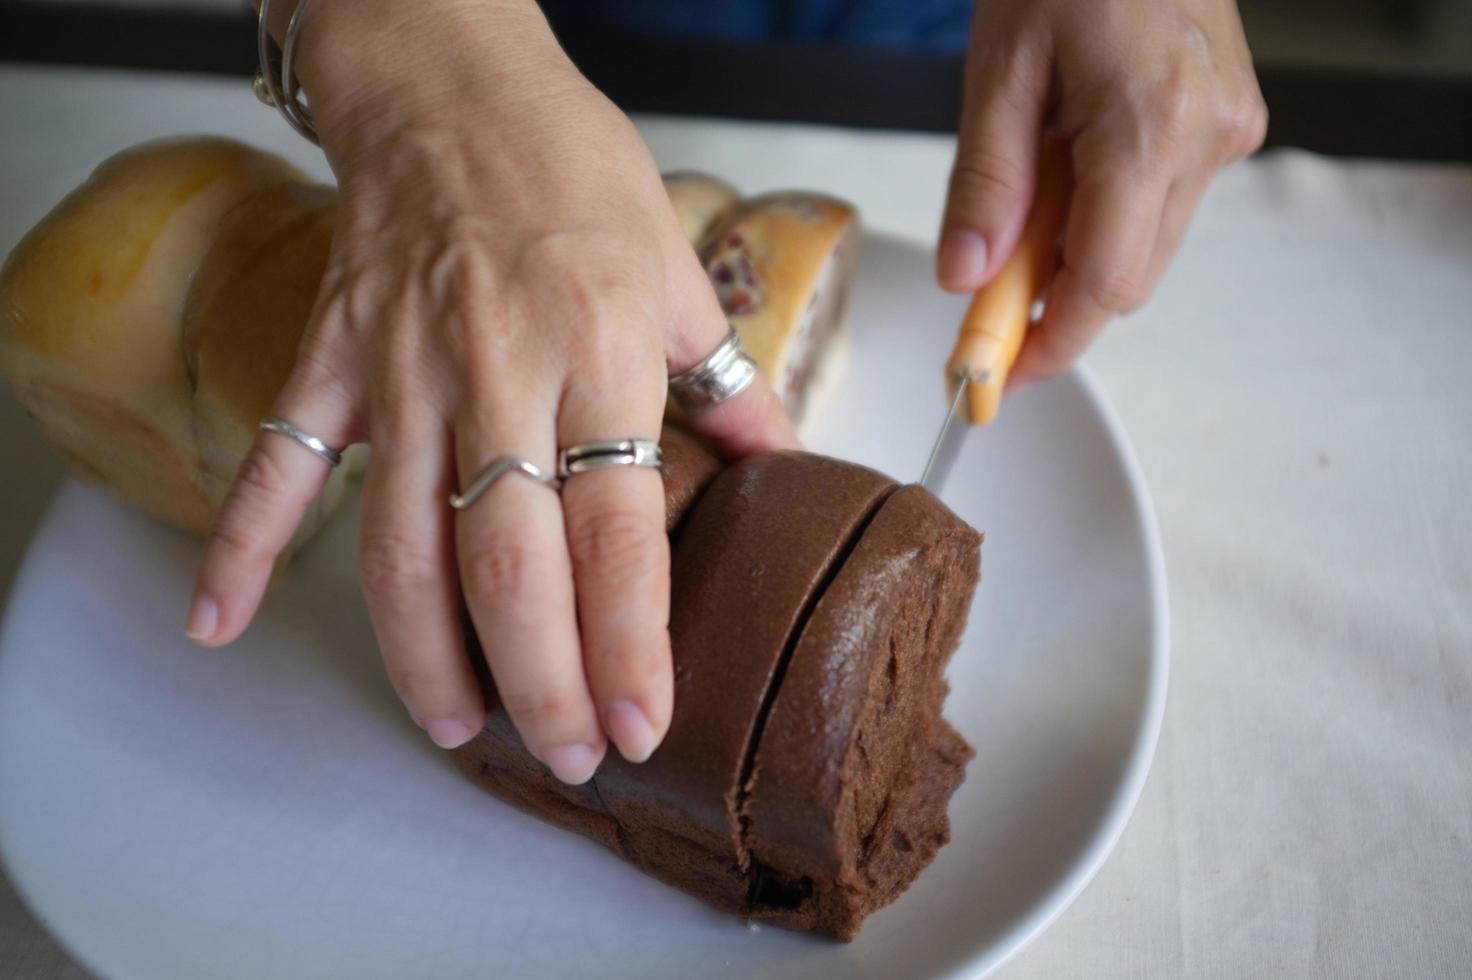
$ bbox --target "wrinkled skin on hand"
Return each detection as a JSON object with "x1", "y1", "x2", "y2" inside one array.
[{"x1": 193, "y1": 0, "x2": 796, "y2": 784}]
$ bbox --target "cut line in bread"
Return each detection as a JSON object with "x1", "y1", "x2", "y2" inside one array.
[
  {"x1": 729, "y1": 481, "x2": 898, "y2": 879},
  {"x1": 591, "y1": 452, "x2": 898, "y2": 914}
]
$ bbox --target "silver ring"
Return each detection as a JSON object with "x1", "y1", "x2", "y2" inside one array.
[
  {"x1": 259, "y1": 416, "x2": 342, "y2": 467},
  {"x1": 558, "y1": 439, "x2": 663, "y2": 480},
  {"x1": 450, "y1": 457, "x2": 561, "y2": 510},
  {"x1": 253, "y1": 0, "x2": 319, "y2": 144},
  {"x1": 668, "y1": 326, "x2": 758, "y2": 414}
]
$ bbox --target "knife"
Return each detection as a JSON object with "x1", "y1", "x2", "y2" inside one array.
[{"x1": 920, "y1": 140, "x2": 1070, "y2": 494}]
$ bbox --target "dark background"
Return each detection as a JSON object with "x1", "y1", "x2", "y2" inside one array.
[{"x1": 1, "y1": 0, "x2": 1470, "y2": 161}]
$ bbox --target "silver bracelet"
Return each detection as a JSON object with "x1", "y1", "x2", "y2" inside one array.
[{"x1": 253, "y1": 0, "x2": 319, "y2": 144}]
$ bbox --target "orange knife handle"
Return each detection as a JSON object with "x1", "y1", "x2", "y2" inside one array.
[{"x1": 945, "y1": 138, "x2": 1070, "y2": 425}]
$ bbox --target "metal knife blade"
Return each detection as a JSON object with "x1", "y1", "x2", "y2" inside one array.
[{"x1": 919, "y1": 374, "x2": 972, "y2": 494}]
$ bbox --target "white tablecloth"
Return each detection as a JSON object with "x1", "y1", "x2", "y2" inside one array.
[{"x1": 1, "y1": 65, "x2": 1470, "y2": 979}]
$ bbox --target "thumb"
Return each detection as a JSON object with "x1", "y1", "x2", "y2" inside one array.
[{"x1": 938, "y1": 34, "x2": 1051, "y2": 293}]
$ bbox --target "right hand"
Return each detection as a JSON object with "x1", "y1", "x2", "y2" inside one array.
[
  {"x1": 188, "y1": 0, "x2": 798, "y2": 783},
  {"x1": 936, "y1": 0, "x2": 1266, "y2": 384}
]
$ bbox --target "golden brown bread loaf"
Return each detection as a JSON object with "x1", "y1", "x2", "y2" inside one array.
[
  {"x1": 0, "y1": 138, "x2": 859, "y2": 538},
  {"x1": 0, "y1": 137, "x2": 361, "y2": 545}
]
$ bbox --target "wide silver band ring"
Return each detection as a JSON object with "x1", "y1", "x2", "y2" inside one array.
[
  {"x1": 668, "y1": 326, "x2": 758, "y2": 414},
  {"x1": 558, "y1": 439, "x2": 663, "y2": 480},
  {"x1": 450, "y1": 457, "x2": 561, "y2": 510},
  {"x1": 259, "y1": 416, "x2": 342, "y2": 467}
]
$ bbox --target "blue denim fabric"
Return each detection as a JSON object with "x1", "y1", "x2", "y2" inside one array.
[{"x1": 538, "y1": 0, "x2": 974, "y2": 51}]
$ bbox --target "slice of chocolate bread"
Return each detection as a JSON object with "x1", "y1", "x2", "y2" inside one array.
[
  {"x1": 594, "y1": 451, "x2": 896, "y2": 913},
  {"x1": 742, "y1": 485, "x2": 981, "y2": 938}
]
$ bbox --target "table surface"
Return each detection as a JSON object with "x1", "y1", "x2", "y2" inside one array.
[{"x1": 2, "y1": 64, "x2": 1470, "y2": 980}]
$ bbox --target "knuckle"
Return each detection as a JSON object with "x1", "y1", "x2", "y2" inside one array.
[
  {"x1": 1248, "y1": 106, "x2": 1270, "y2": 153},
  {"x1": 328, "y1": 268, "x2": 387, "y2": 343},
  {"x1": 546, "y1": 276, "x2": 666, "y2": 408},
  {"x1": 498, "y1": 686, "x2": 580, "y2": 732},
  {"x1": 561, "y1": 269, "x2": 627, "y2": 332},
  {"x1": 316, "y1": 260, "x2": 348, "y2": 298},
  {"x1": 565, "y1": 506, "x2": 663, "y2": 582},
  {"x1": 1143, "y1": 82, "x2": 1196, "y2": 150},
  {"x1": 1221, "y1": 91, "x2": 1269, "y2": 157},
  {"x1": 427, "y1": 216, "x2": 497, "y2": 302},
  {"x1": 359, "y1": 532, "x2": 442, "y2": 600},
  {"x1": 383, "y1": 659, "x2": 439, "y2": 709},
  {"x1": 561, "y1": 279, "x2": 660, "y2": 370},
  {"x1": 423, "y1": 220, "x2": 508, "y2": 358},
  {"x1": 371, "y1": 375, "x2": 436, "y2": 429},
  {"x1": 949, "y1": 151, "x2": 1030, "y2": 210},
  {"x1": 461, "y1": 534, "x2": 558, "y2": 604},
  {"x1": 1080, "y1": 265, "x2": 1146, "y2": 314},
  {"x1": 292, "y1": 333, "x2": 357, "y2": 407},
  {"x1": 975, "y1": 34, "x2": 1047, "y2": 109},
  {"x1": 205, "y1": 516, "x2": 266, "y2": 566},
  {"x1": 234, "y1": 446, "x2": 292, "y2": 502},
  {"x1": 586, "y1": 631, "x2": 670, "y2": 687},
  {"x1": 524, "y1": 231, "x2": 649, "y2": 318}
]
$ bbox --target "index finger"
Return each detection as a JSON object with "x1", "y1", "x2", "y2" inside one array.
[{"x1": 1012, "y1": 164, "x2": 1170, "y2": 383}]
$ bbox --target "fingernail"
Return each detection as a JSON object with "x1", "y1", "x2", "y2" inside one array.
[
  {"x1": 184, "y1": 594, "x2": 218, "y2": 642},
  {"x1": 938, "y1": 228, "x2": 988, "y2": 290},
  {"x1": 423, "y1": 718, "x2": 477, "y2": 750},
  {"x1": 604, "y1": 700, "x2": 660, "y2": 764},
  {"x1": 540, "y1": 742, "x2": 604, "y2": 785}
]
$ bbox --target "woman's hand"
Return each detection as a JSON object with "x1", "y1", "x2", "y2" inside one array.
[
  {"x1": 937, "y1": 0, "x2": 1267, "y2": 382},
  {"x1": 187, "y1": 0, "x2": 797, "y2": 783}
]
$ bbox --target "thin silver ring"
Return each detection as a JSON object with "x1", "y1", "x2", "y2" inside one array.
[
  {"x1": 450, "y1": 457, "x2": 561, "y2": 510},
  {"x1": 258, "y1": 416, "x2": 342, "y2": 467},
  {"x1": 558, "y1": 439, "x2": 663, "y2": 480},
  {"x1": 668, "y1": 326, "x2": 758, "y2": 414}
]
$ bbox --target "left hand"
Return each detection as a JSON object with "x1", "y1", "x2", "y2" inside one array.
[
  {"x1": 937, "y1": 0, "x2": 1268, "y2": 383},
  {"x1": 193, "y1": 0, "x2": 797, "y2": 781}
]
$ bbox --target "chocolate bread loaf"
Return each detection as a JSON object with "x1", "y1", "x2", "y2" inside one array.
[{"x1": 453, "y1": 434, "x2": 981, "y2": 941}]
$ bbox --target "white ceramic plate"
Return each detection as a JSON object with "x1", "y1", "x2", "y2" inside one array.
[{"x1": 0, "y1": 236, "x2": 1167, "y2": 980}]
